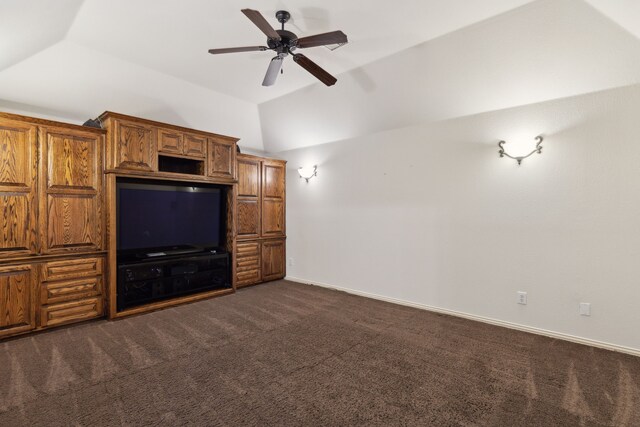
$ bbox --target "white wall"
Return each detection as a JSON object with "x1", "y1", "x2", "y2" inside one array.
[
  {"x1": 0, "y1": 40, "x2": 265, "y2": 151},
  {"x1": 280, "y1": 84, "x2": 640, "y2": 352}
]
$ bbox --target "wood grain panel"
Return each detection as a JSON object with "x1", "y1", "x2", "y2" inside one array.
[
  {"x1": 237, "y1": 242, "x2": 261, "y2": 287},
  {"x1": 0, "y1": 195, "x2": 34, "y2": 254},
  {"x1": 43, "y1": 257, "x2": 103, "y2": 282},
  {"x1": 237, "y1": 157, "x2": 260, "y2": 197},
  {"x1": 263, "y1": 162, "x2": 285, "y2": 199},
  {"x1": 114, "y1": 120, "x2": 157, "y2": 171},
  {"x1": 46, "y1": 131, "x2": 98, "y2": 191},
  {"x1": 158, "y1": 128, "x2": 183, "y2": 155},
  {"x1": 46, "y1": 195, "x2": 99, "y2": 250},
  {"x1": 0, "y1": 118, "x2": 38, "y2": 257},
  {"x1": 0, "y1": 121, "x2": 35, "y2": 190},
  {"x1": 207, "y1": 138, "x2": 236, "y2": 179},
  {"x1": 0, "y1": 265, "x2": 35, "y2": 337},
  {"x1": 261, "y1": 239, "x2": 285, "y2": 281},
  {"x1": 41, "y1": 277, "x2": 102, "y2": 305},
  {"x1": 40, "y1": 297, "x2": 103, "y2": 328},
  {"x1": 262, "y1": 199, "x2": 284, "y2": 237},
  {"x1": 237, "y1": 199, "x2": 260, "y2": 239},
  {"x1": 184, "y1": 133, "x2": 207, "y2": 158},
  {"x1": 40, "y1": 126, "x2": 103, "y2": 254}
]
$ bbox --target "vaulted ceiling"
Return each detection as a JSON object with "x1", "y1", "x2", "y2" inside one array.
[{"x1": 1, "y1": 0, "x2": 639, "y2": 152}]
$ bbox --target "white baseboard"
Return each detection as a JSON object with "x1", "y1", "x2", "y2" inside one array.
[{"x1": 285, "y1": 276, "x2": 640, "y2": 358}]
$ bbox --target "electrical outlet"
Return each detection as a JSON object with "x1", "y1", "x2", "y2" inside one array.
[
  {"x1": 579, "y1": 302, "x2": 591, "y2": 316},
  {"x1": 517, "y1": 291, "x2": 527, "y2": 305},
  {"x1": 288, "y1": 257, "x2": 295, "y2": 266}
]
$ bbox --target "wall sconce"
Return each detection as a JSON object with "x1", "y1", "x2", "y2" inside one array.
[
  {"x1": 298, "y1": 165, "x2": 317, "y2": 182},
  {"x1": 498, "y1": 136, "x2": 543, "y2": 165}
]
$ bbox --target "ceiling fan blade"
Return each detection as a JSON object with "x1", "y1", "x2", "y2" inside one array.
[
  {"x1": 262, "y1": 56, "x2": 284, "y2": 86},
  {"x1": 292, "y1": 53, "x2": 337, "y2": 86},
  {"x1": 241, "y1": 9, "x2": 281, "y2": 41},
  {"x1": 208, "y1": 46, "x2": 268, "y2": 55},
  {"x1": 296, "y1": 31, "x2": 348, "y2": 49}
]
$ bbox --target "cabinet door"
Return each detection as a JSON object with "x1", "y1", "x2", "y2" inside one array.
[
  {"x1": 158, "y1": 128, "x2": 183, "y2": 155},
  {"x1": 0, "y1": 265, "x2": 35, "y2": 338},
  {"x1": 207, "y1": 138, "x2": 236, "y2": 179},
  {"x1": 262, "y1": 239, "x2": 285, "y2": 281},
  {"x1": 261, "y1": 160, "x2": 285, "y2": 238},
  {"x1": 0, "y1": 117, "x2": 38, "y2": 258},
  {"x1": 237, "y1": 200, "x2": 260, "y2": 239},
  {"x1": 112, "y1": 119, "x2": 157, "y2": 171},
  {"x1": 40, "y1": 127, "x2": 103, "y2": 253},
  {"x1": 238, "y1": 157, "x2": 260, "y2": 197},
  {"x1": 236, "y1": 156, "x2": 261, "y2": 239},
  {"x1": 184, "y1": 133, "x2": 207, "y2": 158},
  {"x1": 236, "y1": 241, "x2": 261, "y2": 287}
]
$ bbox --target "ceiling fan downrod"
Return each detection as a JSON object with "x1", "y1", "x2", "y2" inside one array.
[{"x1": 276, "y1": 10, "x2": 290, "y2": 31}]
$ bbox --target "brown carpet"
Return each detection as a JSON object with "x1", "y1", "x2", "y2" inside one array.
[{"x1": 0, "y1": 280, "x2": 639, "y2": 426}]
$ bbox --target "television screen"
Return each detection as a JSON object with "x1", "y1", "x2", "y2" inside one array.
[{"x1": 117, "y1": 181, "x2": 224, "y2": 251}]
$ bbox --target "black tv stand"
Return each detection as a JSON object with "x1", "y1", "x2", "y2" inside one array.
[{"x1": 116, "y1": 251, "x2": 231, "y2": 312}]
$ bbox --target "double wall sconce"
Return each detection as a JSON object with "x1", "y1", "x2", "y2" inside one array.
[
  {"x1": 298, "y1": 165, "x2": 317, "y2": 182},
  {"x1": 498, "y1": 136, "x2": 543, "y2": 165}
]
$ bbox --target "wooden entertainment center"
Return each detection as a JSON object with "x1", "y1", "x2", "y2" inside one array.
[{"x1": 0, "y1": 111, "x2": 286, "y2": 339}]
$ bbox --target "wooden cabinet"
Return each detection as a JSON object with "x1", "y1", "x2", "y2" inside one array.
[
  {"x1": 159, "y1": 128, "x2": 208, "y2": 159},
  {"x1": 236, "y1": 242, "x2": 261, "y2": 287},
  {"x1": 262, "y1": 160, "x2": 285, "y2": 238},
  {"x1": 39, "y1": 256, "x2": 104, "y2": 328},
  {"x1": 208, "y1": 138, "x2": 236, "y2": 179},
  {"x1": 40, "y1": 297, "x2": 103, "y2": 328},
  {"x1": 184, "y1": 133, "x2": 207, "y2": 158},
  {"x1": 237, "y1": 156, "x2": 261, "y2": 240},
  {"x1": 100, "y1": 112, "x2": 238, "y2": 181},
  {"x1": 0, "y1": 117, "x2": 38, "y2": 258},
  {"x1": 39, "y1": 126, "x2": 103, "y2": 254},
  {"x1": 0, "y1": 112, "x2": 106, "y2": 340},
  {"x1": 158, "y1": 128, "x2": 183, "y2": 155},
  {"x1": 0, "y1": 265, "x2": 36, "y2": 338},
  {"x1": 105, "y1": 117, "x2": 157, "y2": 172},
  {"x1": 41, "y1": 276, "x2": 102, "y2": 305},
  {"x1": 262, "y1": 240, "x2": 285, "y2": 281},
  {"x1": 235, "y1": 154, "x2": 286, "y2": 287}
]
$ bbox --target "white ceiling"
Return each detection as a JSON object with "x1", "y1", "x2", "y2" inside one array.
[
  {"x1": 259, "y1": 0, "x2": 640, "y2": 152},
  {"x1": 65, "y1": 0, "x2": 543, "y2": 103},
  {"x1": 1, "y1": 0, "x2": 640, "y2": 152}
]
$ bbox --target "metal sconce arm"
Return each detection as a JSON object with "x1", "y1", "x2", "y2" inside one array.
[{"x1": 498, "y1": 136, "x2": 543, "y2": 165}]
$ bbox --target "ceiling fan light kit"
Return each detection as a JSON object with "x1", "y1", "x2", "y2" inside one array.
[{"x1": 208, "y1": 9, "x2": 348, "y2": 87}]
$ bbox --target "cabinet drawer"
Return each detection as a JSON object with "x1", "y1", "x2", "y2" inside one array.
[
  {"x1": 41, "y1": 277, "x2": 102, "y2": 305},
  {"x1": 237, "y1": 255, "x2": 260, "y2": 270},
  {"x1": 237, "y1": 242, "x2": 260, "y2": 257},
  {"x1": 237, "y1": 269, "x2": 261, "y2": 287},
  {"x1": 40, "y1": 297, "x2": 103, "y2": 328},
  {"x1": 42, "y1": 257, "x2": 103, "y2": 282}
]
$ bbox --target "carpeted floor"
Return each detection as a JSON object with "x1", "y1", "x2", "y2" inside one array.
[{"x1": 0, "y1": 280, "x2": 639, "y2": 426}]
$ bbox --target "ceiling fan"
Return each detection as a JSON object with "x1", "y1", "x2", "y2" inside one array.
[{"x1": 208, "y1": 9, "x2": 348, "y2": 87}]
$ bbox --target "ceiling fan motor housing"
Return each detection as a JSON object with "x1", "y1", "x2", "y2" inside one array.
[{"x1": 268, "y1": 30, "x2": 298, "y2": 53}]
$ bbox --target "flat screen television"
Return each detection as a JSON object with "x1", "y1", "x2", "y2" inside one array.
[{"x1": 116, "y1": 180, "x2": 225, "y2": 253}]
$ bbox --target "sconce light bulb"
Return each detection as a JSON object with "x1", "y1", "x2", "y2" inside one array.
[{"x1": 298, "y1": 165, "x2": 317, "y2": 182}]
